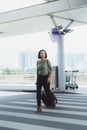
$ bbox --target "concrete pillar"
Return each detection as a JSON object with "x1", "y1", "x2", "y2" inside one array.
[
  {"x1": 57, "y1": 34, "x2": 65, "y2": 90},
  {"x1": 50, "y1": 28, "x2": 65, "y2": 90}
]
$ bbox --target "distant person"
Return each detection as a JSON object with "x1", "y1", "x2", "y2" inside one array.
[{"x1": 36, "y1": 49, "x2": 56, "y2": 112}]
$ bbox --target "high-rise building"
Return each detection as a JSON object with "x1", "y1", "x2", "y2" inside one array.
[
  {"x1": 18, "y1": 50, "x2": 37, "y2": 69},
  {"x1": 18, "y1": 51, "x2": 26, "y2": 69},
  {"x1": 65, "y1": 53, "x2": 87, "y2": 71},
  {"x1": 25, "y1": 50, "x2": 37, "y2": 68}
]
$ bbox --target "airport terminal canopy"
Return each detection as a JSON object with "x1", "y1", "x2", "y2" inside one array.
[{"x1": 0, "y1": 0, "x2": 87, "y2": 37}]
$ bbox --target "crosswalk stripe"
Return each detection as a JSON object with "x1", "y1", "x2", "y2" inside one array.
[
  {"x1": 58, "y1": 98, "x2": 87, "y2": 102},
  {"x1": 56, "y1": 94, "x2": 87, "y2": 97},
  {"x1": 57, "y1": 95, "x2": 87, "y2": 98},
  {"x1": 0, "y1": 102, "x2": 87, "y2": 116},
  {"x1": 57, "y1": 104, "x2": 87, "y2": 109},
  {"x1": 0, "y1": 120, "x2": 65, "y2": 130},
  {"x1": 27, "y1": 94, "x2": 87, "y2": 101},
  {"x1": 9, "y1": 101, "x2": 87, "y2": 110},
  {"x1": 0, "y1": 93, "x2": 87, "y2": 130},
  {"x1": 0, "y1": 104, "x2": 35, "y2": 110},
  {"x1": 11, "y1": 100, "x2": 87, "y2": 106},
  {"x1": 11, "y1": 101, "x2": 36, "y2": 105},
  {"x1": 58, "y1": 101, "x2": 87, "y2": 105},
  {"x1": 0, "y1": 110, "x2": 87, "y2": 126},
  {"x1": 56, "y1": 95, "x2": 87, "y2": 99}
]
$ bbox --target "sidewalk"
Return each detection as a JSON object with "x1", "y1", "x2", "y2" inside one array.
[
  {"x1": 0, "y1": 83, "x2": 76, "y2": 93},
  {"x1": 0, "y1": 91, "x2": 27, "y2": 97},
  {"x1": 0, "y1": 83, "x2": 36, "y2": 91},
  {"x1": 0, "y1": 83, "x2": 87, "y2": 95}
]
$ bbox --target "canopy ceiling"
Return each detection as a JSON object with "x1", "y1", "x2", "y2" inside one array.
[{"x1": 0, "y1": 0, "x2": 87, "y2": 37}]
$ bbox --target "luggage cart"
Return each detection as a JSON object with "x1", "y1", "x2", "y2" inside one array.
[{"x1": 65, "y1": 70, "x2": 79, "y2": 89}]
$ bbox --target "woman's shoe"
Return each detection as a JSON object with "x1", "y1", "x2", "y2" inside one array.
[
  {"x1": 52, "y1": 100, "x2": 56, "y2": 109},
  {"x1": 36, "y1": 106, "x2": 42, "y2": 112}
]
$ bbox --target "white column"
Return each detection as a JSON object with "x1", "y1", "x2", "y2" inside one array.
[
  {"x1": 57, "y1": 34, "x2": 65, "y2": 90},
  {"x1": 49, "y1": 28, "x2": 65, "y2": 90}
]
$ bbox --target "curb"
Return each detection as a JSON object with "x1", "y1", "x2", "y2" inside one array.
[{"x1": 0, "y1": 89, "x2": 79, "y2": 94}]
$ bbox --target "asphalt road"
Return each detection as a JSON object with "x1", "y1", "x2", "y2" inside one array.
[{"x1": 0, "y1": 88, "x2": 87, "y2": 130}]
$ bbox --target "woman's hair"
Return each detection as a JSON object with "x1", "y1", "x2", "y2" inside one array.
[{"x1": 38, "y1": 49, "x2": 47, "y2": 59}]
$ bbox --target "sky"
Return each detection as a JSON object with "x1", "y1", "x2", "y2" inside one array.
[
  {"x1": 64, "y1": 25, "x2": 87, "y2": 54},
  {"x1": 0, "y1": 25, "x2": 87, "y2": 68},
  {"x1": 0, "y1": 31, "x2": 57, "y2": 68}
]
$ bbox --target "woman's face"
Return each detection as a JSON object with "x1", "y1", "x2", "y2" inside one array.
[{"x1": 40, "y1": 51, "x2": 46, "y2": 59}]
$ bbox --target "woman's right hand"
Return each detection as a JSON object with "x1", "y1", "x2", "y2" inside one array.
[{"x1": 47, "y1": 76, "x2": 51, "y2": 83}]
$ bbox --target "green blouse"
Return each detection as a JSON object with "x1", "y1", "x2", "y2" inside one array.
[{"x1": 37, "y1": 59, "x2": 52, "y2": 76}]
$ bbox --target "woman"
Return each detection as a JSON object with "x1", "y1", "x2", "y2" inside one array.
[{"x1": 36, "y1": 49, "x2": 56, "y2": 112}]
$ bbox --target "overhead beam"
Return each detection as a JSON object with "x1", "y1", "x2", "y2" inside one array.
[
  {"x1": 0, "y1": 0, "x2": 86, "y2": 25},
  {"x1": 51, "y1": 14, "x2": 87, "y2": 25},
  {"x1": 0, "y1": 0, "x2": 69, "y2": 24},
  {"x1": 68, "y1": 0, "x2": 87, "y2": 8}
]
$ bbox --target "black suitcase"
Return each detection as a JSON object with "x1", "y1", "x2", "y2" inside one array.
[{"x1": 41, "y1": 91, "x2": 57, "y2": 108}]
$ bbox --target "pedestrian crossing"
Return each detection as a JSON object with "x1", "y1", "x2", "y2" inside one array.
[{"x1": 0, "y1": 93, "x2": 87, "y2": 130}]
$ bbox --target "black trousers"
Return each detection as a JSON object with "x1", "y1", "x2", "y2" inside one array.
[{"x1": 36, "y1": 75, "x2": 52, "y2": 106}]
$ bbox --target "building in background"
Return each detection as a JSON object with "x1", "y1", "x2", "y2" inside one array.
[
  {"x1": 18, "y1": 49, "x2": 87, "y2": 72},
  {"x1": 18, "y1": 50, "x2": 37, "y2": 69},
  {"x1": 65, "y1": 53, "x2": 87, "y2": 72},
  {"x1": 18, "y1": 49, "x2": 57, "y2": 70},
  {"x1": 18, "y1": 51, "x2": 26, "y2": 69}
]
